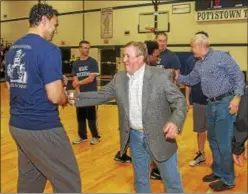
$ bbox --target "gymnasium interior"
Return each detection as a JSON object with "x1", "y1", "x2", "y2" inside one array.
[{"x1": 0, "y1": 0, "x2": 247, "y2": 193}]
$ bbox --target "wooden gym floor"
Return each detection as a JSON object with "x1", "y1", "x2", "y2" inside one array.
[{"x1": 1, "y1": 82, "x2": 247, "y2": 193}]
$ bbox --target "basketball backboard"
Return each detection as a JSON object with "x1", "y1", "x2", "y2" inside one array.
[{"x1": 138, "y1": 11, "x2": 170, "y2": 33}]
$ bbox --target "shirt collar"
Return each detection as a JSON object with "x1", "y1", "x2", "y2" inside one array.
[
  {"x1": 127, "y1": 64, "x2": 146, "y2": 79},
  {"x1": 201, "y1": 48, "x2": 213, "y2": 61}
]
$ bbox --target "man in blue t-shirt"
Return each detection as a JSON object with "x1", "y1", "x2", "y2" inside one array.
[
  {"x1": 5, "y1": 4, "x2": 81, "y2": 192},
  {"x1": 72, "y1": 40, "x2": 100, "y2": 145},
  {"x1": 155, "y1": 32, "x2": 181, "y2": 77}
]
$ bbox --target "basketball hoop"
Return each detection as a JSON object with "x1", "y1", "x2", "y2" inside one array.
[{"x1": 145, "y1": 27, "x2": 157, "y2": 34}]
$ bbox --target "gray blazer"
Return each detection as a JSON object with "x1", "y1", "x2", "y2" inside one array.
[{"x1": 75, "y1": 65, "x2": 187, "y2": 162}]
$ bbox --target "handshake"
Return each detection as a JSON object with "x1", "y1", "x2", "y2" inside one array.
[{"x1": 66, "y1": 91, "x2": 79, "y2": 105}]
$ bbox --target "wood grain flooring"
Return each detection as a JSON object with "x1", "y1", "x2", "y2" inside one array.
[{"x1": 1, "y1": 82, "x2": 247, "y2": 193}]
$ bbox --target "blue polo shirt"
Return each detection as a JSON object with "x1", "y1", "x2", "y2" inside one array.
[
  {"x1": 5, "y1": 34, "x2": 63, "y2": 130},
  {"x1": 157, "y1": 49, "x2": 181, "y2": 70},
  {"x1": 185, "y1": 55, "x2": 207, "y2": 105}
]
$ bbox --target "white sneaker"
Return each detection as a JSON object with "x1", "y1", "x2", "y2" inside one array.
[
  {"x1": 72, "y1": 138, "x2": 87, "y2": 144},
  {"x1": 90, "y1": 137, "x2": 100, "y2": 145},
  {"x1": 189, "y1": 151, "x2": 206, "y2": 166}
]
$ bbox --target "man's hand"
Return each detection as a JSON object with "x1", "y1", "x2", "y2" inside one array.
[
  {"x1": 233, "y1": 151, "x2": 247, "y2": 166},
  {"x1": 186, "y1": 100, "x2": 192, "y2": 111},
  {"x1": 229, "y1": 96, "x2": 240, "y2": 115},
  {"x1": 174, "y1": 71, "x2": 179, "y2": 83},
  {"x1": 163, "y1": 122, "x2": 179, "y2": 140}
]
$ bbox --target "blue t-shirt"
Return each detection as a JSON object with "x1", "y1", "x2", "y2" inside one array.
[
  {"x1": 5, "y1": 34, "x2": 63, "y2": 130},
  {"x1": 72, "y1": 57, "x2": 99, "y2": 92},
  {"x1": 185, "y1": 55, "x2": 207, "y2": 105},
  {"x1": 157, "y1": 49, "x2": 181, "y2": 70}
]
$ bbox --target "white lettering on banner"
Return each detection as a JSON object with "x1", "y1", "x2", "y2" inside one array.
[{"x1": 196, "y1": 8, "x2": 248, "y2": 21}]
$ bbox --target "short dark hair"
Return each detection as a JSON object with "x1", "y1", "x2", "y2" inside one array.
[
  {"x1": 195, "y1": 31, "x2": 209, "y2": 38},
  {"x1": 79, "y1": 40, "x2": 90, "y2": 47},
  {"x1": 144, "y1": 41, "x2": 159, "y2": 55},
  {"x1": 155, "y1": 32, "x2": 168, "y2": 40},
  {"x1": 29, "y1": 3, "x2": 58, "y2": 27}
]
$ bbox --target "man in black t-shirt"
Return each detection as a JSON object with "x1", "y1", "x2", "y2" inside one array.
[
  {"x1": 185, "y1": 54, "x2": 208, "y2": 167},
  {"x1": 72, "y1": 40, "x2": 100, "y2": 145}
]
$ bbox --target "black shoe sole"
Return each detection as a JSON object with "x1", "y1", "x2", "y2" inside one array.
[
  {"x1": 114, "y1": 158, "x2": 132, "y2": 163},
  {"x1": 203, "y1": 174, "x2": 220, "y2": 182},
  {"x1": 203, "y1": 177, "x2": 220, "y2": 183},
  {"x1": 210, "y1": 184, "x2": 234, "y2": 191}
]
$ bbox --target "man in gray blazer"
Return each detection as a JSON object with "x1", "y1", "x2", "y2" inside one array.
[{"x1": 74, "y1": 41, "x2": 187, "y2": 193}]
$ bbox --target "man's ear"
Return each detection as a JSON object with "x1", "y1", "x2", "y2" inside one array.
[
  {"x1": 138, "y1": 55, "x2": 145, "y2": 64},
  {"x1": 40, "y1": 16, "x2": 48, "y2": 25}
]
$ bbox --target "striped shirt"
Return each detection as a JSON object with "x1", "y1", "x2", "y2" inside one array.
[
  {"x1": 178, "y1": 49, "x2": 244, "y2": 98},
  {"x1": 127, "y1": 64, "x2": 145, "y2": 130}
]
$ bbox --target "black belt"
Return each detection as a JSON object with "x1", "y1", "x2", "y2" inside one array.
[{"x1": 208, "y1": 92, "x2": 233, "y2": 102}]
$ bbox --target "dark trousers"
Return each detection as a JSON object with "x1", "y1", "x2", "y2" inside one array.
[{"x1": 76, "y1": 106, "x2": 100, "y2": 139}]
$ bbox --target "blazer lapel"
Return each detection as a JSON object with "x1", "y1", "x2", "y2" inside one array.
[
  {"x1": 142, "y1": 65, "x2": 153, "y2": 118},
  {"x1": 123, "y1": 74, "x2": 129, "y2": 117}
]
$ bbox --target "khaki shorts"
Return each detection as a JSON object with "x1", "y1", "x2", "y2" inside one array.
[{"x1": 193, "y1": 103, "x2": 207, "y2": 132}]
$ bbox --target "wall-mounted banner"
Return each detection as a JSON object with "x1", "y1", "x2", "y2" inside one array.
[
  {"x1": 101, "y1": 7, "x2": 113, "y2": 39},
  {"x1": 196, "y1": 8, "x2": 248, "y2": 21}
]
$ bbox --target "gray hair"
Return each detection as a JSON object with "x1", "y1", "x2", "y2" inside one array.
[
  {"x1": 124, "y1": 41, "x2": 148, "y2": 61},
  {"x1": 192, "y1": 34, "x2": 210, "y2": 47}
]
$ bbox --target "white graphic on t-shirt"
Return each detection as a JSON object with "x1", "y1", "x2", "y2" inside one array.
[
  {"x1": 7, "y1": 49, "x2": 28, "y2": 85},
  {"x1": 77, "y1": 66, "x2": 90, "y2": 77}
]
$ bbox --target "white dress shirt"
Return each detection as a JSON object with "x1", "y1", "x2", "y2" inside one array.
[{"x1": 127, "y1": 64, "x2": 145, "y2": 130}]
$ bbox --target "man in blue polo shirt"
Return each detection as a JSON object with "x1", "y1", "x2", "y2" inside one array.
[
  {"x1": 5, "y1": 4, "x2": 81, "y2": 192},
  {"x1": 155, "y1": 32, "x2": 181, "y2": 77}
]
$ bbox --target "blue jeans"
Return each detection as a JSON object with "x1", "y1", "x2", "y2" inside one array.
[
  {"x1": 207, "y1": 96, "x2": 236, "y2": 185},
  {"x1": 129, "y1": 129, "x2": 183, "y2": 193}
]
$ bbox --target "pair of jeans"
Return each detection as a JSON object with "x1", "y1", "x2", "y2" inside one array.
[
  {"x1": 129, "y1": 129, "x2": 183, "y2": 193},
  {"x1": 207, "y1": 95, "x2": 236, "y2": 185}
]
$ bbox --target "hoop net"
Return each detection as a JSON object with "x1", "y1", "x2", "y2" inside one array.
[{"x1": 145, "y1": 27, "x2": 157, "y2": 33}]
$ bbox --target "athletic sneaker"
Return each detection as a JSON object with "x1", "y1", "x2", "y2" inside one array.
[{"x1": 189, "y1": 151, "x2": 206, "y2": 166}]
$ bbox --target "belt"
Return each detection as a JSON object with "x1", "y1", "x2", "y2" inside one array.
[
  {"x1": 208, "y1": 92, "x2": 233, "y2": 102},
  {"x1": 131, "y1": 128, "x2": 144, "y2": 133}
]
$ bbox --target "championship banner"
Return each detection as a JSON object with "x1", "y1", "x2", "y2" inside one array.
[
  {"x1": 196, "y1": 8, "x2": 248, "y2": 21},
  {"x1": 101, "y1": 7, "x2": 113, "y2": 39}
]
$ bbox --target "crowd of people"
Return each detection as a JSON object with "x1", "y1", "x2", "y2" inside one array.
[{"x1": 3, "y1": 2, "x2": 247, "y2": 193}]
